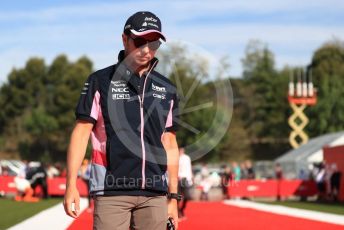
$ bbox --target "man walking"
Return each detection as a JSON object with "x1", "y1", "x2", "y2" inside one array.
[{"x1": 63, "y1": 11, "x2": 181, "y2": 230}]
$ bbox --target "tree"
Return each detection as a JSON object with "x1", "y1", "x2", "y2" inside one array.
[
  {"x1": 0, "y1": 55, "x2": 93, "y2": 161},
  {"x1": 158, "y1": 44, "x2": 236, "y2": 162},
  {"x1": 22, "y1": 107, "x2": 58, "y2": 160},
  {"x1": 308, "y1": 40, "x2": 344, "y2": 136},
  {"x1": 242, "y1": 40, "x2": 278, "y2": 138},
  {"x1": 241, "y1": 40, "x2": 290, "y2": 159}
]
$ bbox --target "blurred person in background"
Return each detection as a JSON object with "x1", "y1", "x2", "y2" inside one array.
[
  {"x1": 298, "y1": 169, "x2": 308, "y2": 180},
  {"x1": 232, "y1": 162, "x2": 241, "y2": 181},
  {"x1": 59, "y1": 164, "x2": 67, "y2": 177},
  {"x1": 199, "y1": 163, "x2": 212, "y2": 201},
  {"x1": 240, "y1": 162, "x2": 248, "y2": 179},
  {"x1": 19, "y1": 160, "x2": 29, "y2": 178},
  {"x1": 200, "y1": 174, "x2": 212, "y2": 201},
  {"x1": 14, "y1": 176, "x2": 39, "y2": 202},
  {"x1": 330, "y1": 163, "x2": 341, "y2": 201},
  {"x1": 26, "y1": 162, "x2": 48, "y2": 199},
  {"x1": 314, "y1": 162, "x2": 326, "y2": 201},
  {"x1": 201, "y1": 163, "x2": 209, "y2": 177},
  {"x1": 2, "y1": 165, "x2": 9, "y2": 176},
  {"x1": 221, "y1": 165, "x2": 233, "y2": 200},
  {"x1": 14, "y1": 161, "x2": 40, "y2": 202},
  {"x1": 245, "y1": 160, "x2": 255, "y2": 179},
  {"x1": 298, "y1": 169, "x2": 309, "y2": 201},
  {"x1": 178, "y1": 147, "x2": 193, "y2": 219},
  {"x1": 275, "y1": 163, "x2": 283, "y2": 201},
  {"x1": 47, "y1": 163, "x2": 60, "y2": 178},
  {"x1": 324, "y1": 163, "x2": 333, "y2": 199}
]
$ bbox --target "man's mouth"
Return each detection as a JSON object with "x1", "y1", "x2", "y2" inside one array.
[{"x1": 137, "y1": 57, "x2": 149, "y2": 61}]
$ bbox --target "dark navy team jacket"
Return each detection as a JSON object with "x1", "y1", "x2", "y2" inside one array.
[{"x1": 75, "y1": 50, "x2": 179, "y2": 196}]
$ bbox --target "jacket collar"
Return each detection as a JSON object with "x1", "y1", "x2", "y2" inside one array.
[{"x1": 114, "y1": 50, "x2": 159, "y2": 87}]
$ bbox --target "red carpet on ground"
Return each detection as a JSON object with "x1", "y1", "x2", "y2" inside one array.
[{"x1": 67, "y1": 201, "x2": 343, "y2": 230}]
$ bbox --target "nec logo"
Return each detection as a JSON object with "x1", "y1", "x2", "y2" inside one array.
[{"x1": 112, "y1": 88, "x2": 129, "y2": 93}]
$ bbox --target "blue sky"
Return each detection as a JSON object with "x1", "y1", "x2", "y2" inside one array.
[{"x1": 0, "y1": 0, "x2": 343, "y2": 83}]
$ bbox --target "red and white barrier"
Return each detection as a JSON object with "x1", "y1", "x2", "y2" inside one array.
[
  {"x1": 1, "y1": 176, "x2": 318, "y2": 198},
  {"x1": 0, "y1": 176, "x2": 88, "y2": 197},
  {"x1": 227, "y1": 179, "x2": 317, "y2": 198}
]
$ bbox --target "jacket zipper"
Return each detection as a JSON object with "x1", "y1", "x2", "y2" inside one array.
[
  {"x1": 138, "y1": 60, "x2": 158, "y2": 189},
  {"x1": 138, "y1": 94, "x2": 146, "y2": 189},
  {"x1": 138, "y1": 61, "x2": 158, "y2": 189}
]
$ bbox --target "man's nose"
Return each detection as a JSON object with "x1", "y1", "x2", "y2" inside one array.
[{"x1": 140, "y1": 44, "x2": 150, "y2": 54}]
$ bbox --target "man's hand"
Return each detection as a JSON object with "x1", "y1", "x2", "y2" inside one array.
[
  {"x1": 162, "y1": 131, "x2": 179, "y2": 229},
  {"x1": 168, "y1": 199, "x2": 179, "y2": 229},
  {"x1": 63, "y1": 121, "x2": 93, "y2": 218},
  {"x1": 63, "y1": 186, "x2": 80, "y2": 218}
]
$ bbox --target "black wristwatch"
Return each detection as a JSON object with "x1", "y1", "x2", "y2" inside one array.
[{"x1": 167, "y1": 193, "x2": 182, "y2": 201}]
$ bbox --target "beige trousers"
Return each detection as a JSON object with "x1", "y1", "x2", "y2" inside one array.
[{"x1": 93, "y1": 195, "x2": 168, "y2": 230}]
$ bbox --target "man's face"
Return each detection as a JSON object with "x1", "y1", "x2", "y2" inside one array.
[{"x1": 122, "y1": 32, "x2": 161, "y2": 68}]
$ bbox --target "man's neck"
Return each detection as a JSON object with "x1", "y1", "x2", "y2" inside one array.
[
  {"x1": 123, "y1": 52, "x2": 152, "y2": 77},
  {"x1": 136, "y1": 63, "x2": 151, "y2": 77}
]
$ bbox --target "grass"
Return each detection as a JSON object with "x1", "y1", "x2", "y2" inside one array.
[
  {"x1": 260, "y1": 200, "x2": 344, "y2": 215},
  {"x1": 0, "y1": 197, "x2": 63, "y2": 229}
]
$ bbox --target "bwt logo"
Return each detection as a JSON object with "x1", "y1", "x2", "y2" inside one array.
[
  {"x1": 152, "y1": 83, "x2": 166, "y2": 92},
  {"x1": 145, "y1": 17, "x2": 157, "y2": 22}
]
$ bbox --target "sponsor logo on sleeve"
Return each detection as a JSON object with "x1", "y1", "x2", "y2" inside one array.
[
  {"x1": 152, "y1": 83, "x2": 166, "y2": 99},
  {"x1": 81, "y1": 82, "x2": 89, "y2": 95},
  {"x1": 152, "y1": 83, "x2": 166, "y2": 92}
]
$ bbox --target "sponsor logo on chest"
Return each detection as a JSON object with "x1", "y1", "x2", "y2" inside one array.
[{"x1": 111, "y1": 80, "x2": 130, "y2": 100}]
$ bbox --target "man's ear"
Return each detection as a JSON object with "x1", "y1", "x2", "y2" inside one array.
[{"x1": 122, "y1": 33, "x2": 128, "y2": 48}]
